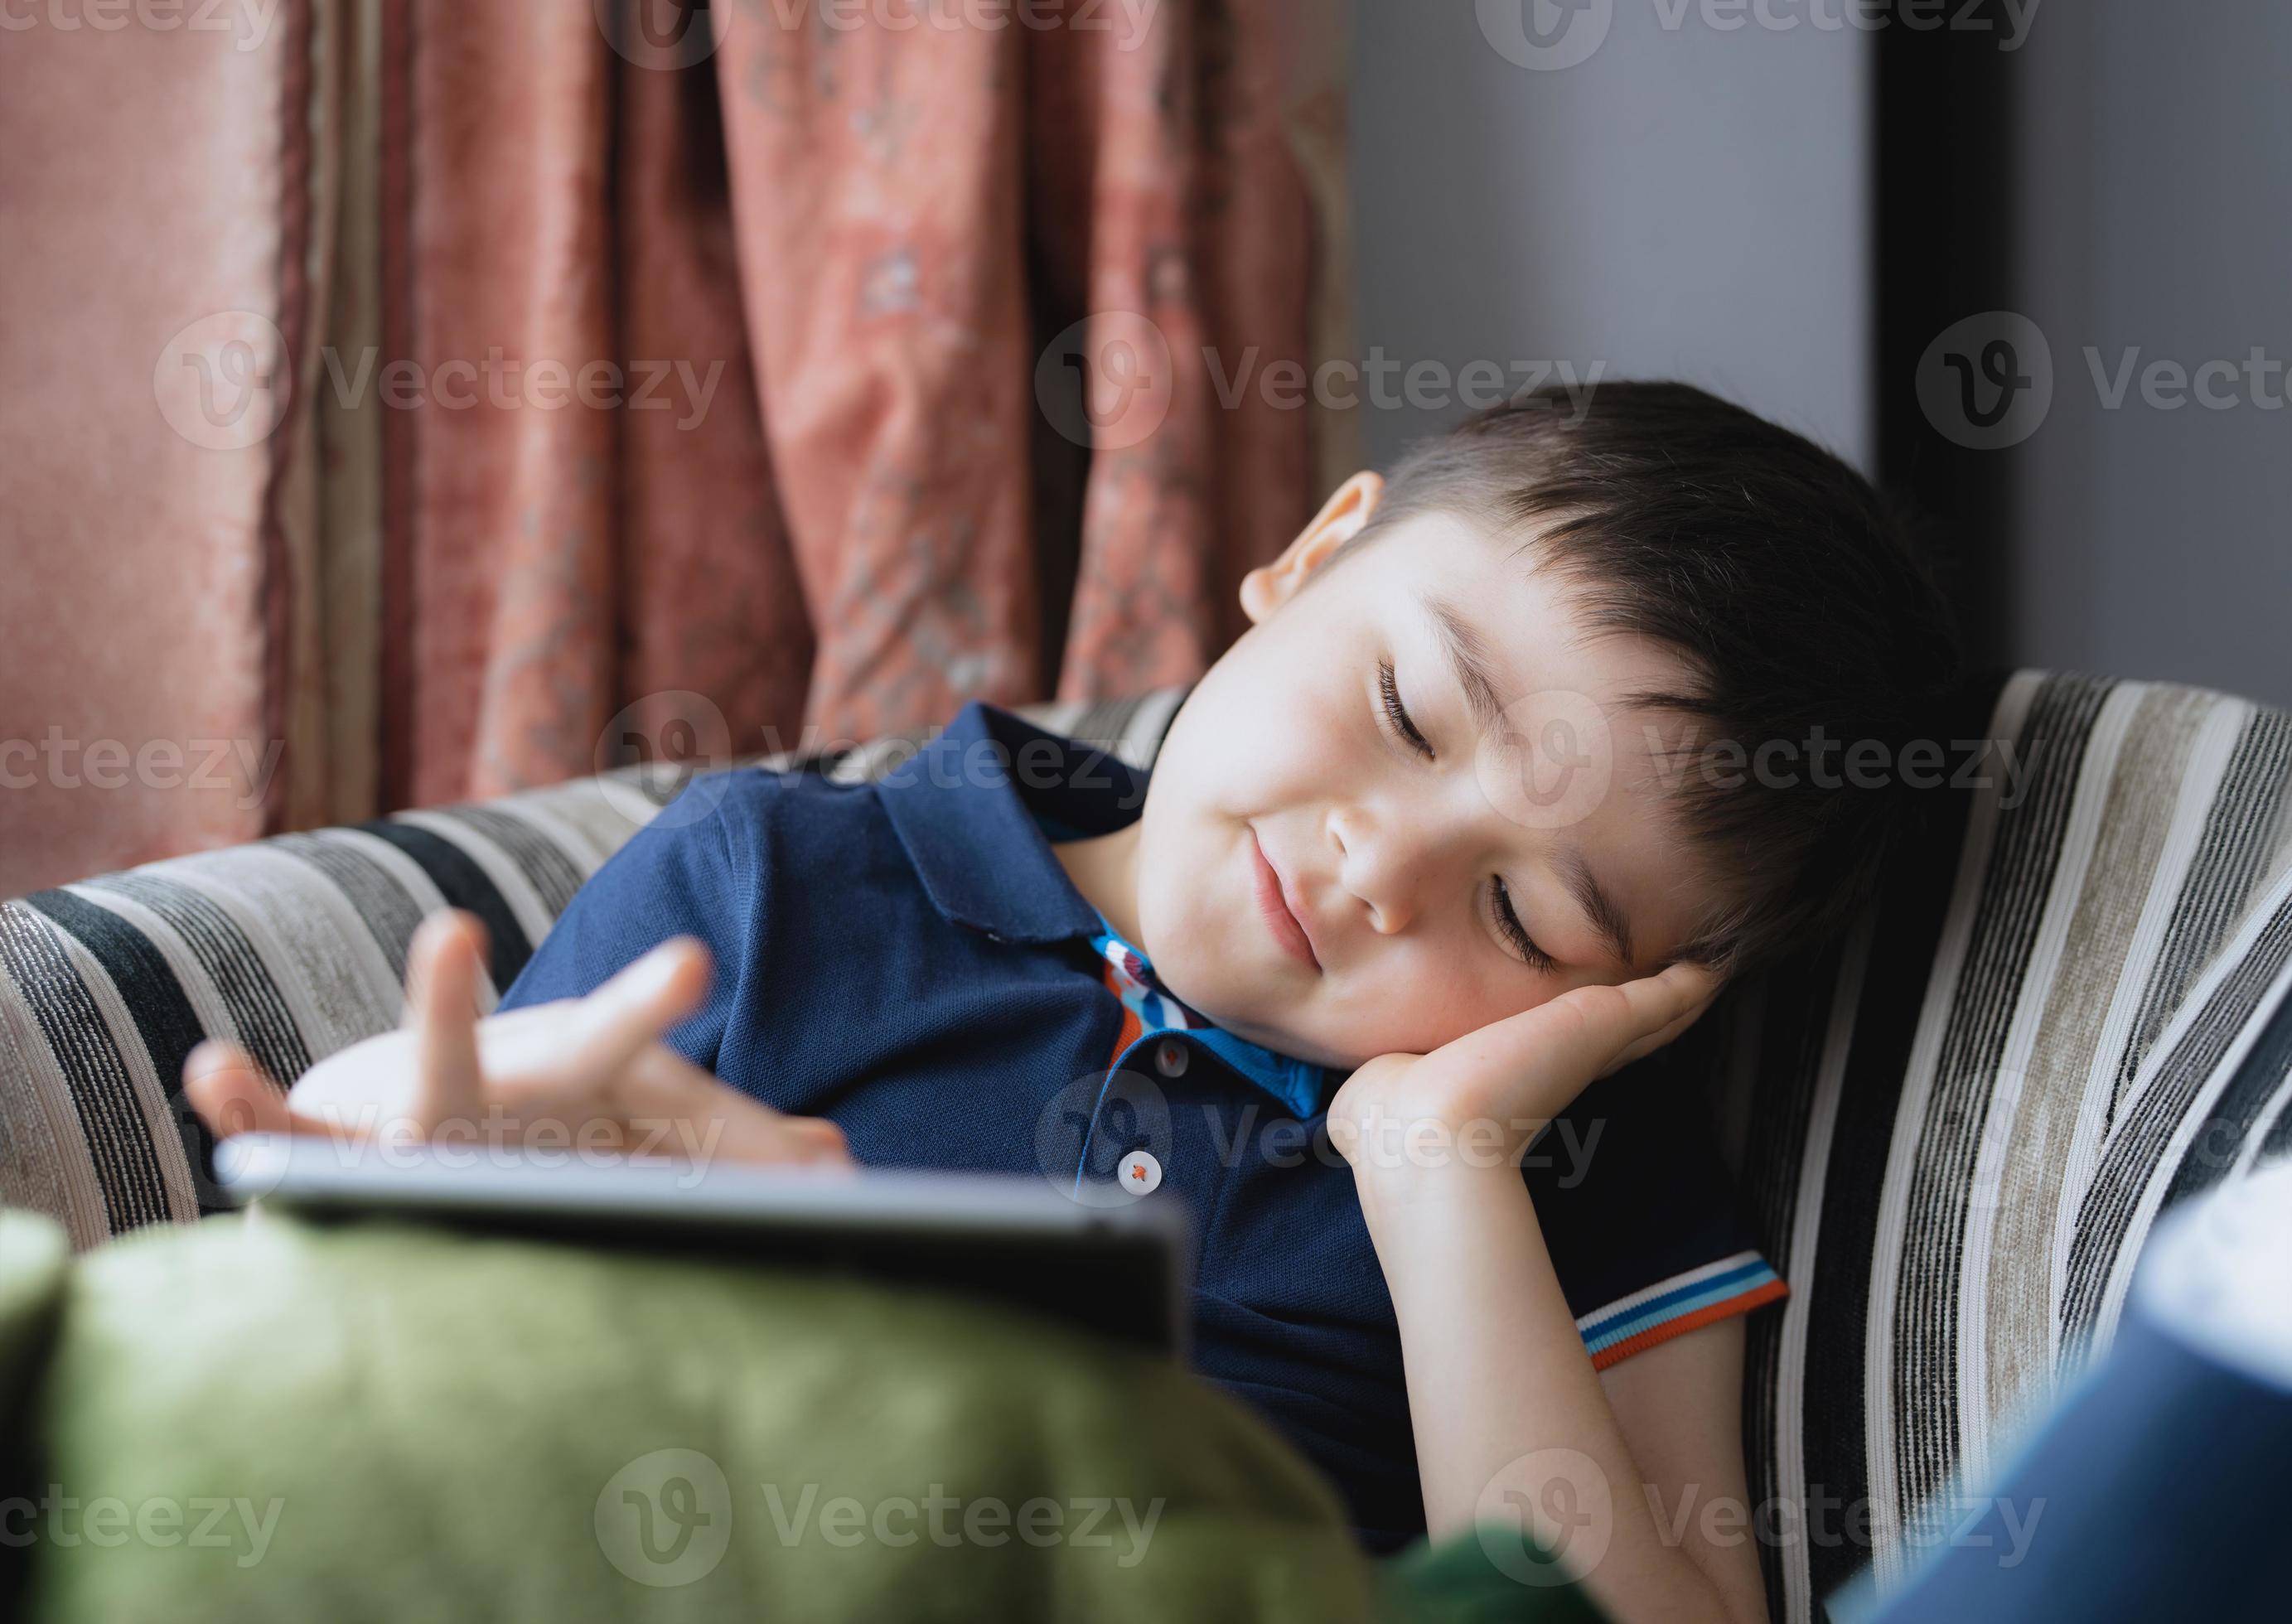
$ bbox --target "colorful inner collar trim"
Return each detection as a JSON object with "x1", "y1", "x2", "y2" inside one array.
[{"x1": 1086, "y1": 908, "x2": 1328, "y2": 1121}]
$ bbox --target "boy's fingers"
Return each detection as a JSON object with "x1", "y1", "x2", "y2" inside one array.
[
  {"x1": 1595, "y1": 968, "x2": 1725, "y2": 1079},
  {"x1": 182, "y1": 1041, "x2": 297, "y2": 1139},
  {"x1": 783, "y1": 1117, "x2": 853, "y2": 1167},
  {"x1": 1447, "y1": 960, "x2": 1719, "y2": 1090},
  {"x1": 610, "y1": 1045, "x2": 850, "y2": 1168},
  {"x1": 1616, "y1": 962, "x2": 1720, "y2": 1043},
  {"x1": 401, "y1": 910, "x2": 489, "y2": 1029},
  {"x1": 569, "y1": 937, "x2": 713, "y2": 1081},
  {"x1": 407, "y1": 911, "x2": 487, "y2": 1133}
]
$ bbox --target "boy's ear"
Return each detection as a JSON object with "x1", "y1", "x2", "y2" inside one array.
[{"x1": 1240, "y1": 471, "x2": 1385, "y2": 625}]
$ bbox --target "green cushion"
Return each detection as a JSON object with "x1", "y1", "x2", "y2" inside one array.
[{"x1": 2, "y1": 1209, "x2": 1379, "y2": 1622}]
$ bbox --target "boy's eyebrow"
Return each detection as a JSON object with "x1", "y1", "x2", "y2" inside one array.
[
  {"x1": 1420, "y1": 592, "x2": 1509, "y2": 740},
  {"x1": 1558, "y1": 843, "x2": 1636, "y2": 973}
]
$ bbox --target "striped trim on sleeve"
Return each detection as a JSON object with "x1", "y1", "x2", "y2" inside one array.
[{"x1": 1579, "y1": 1249, "x2": 1789, "y2": 1370}]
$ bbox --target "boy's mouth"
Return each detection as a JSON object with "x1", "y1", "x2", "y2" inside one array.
[{"x1": 1248, "y1": 824, "x2": 1322, "y2": 974}]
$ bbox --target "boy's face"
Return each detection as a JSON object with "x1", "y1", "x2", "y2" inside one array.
[{"x1": 1133, "y1": 475, "x2": 1723, "y2": 1072}]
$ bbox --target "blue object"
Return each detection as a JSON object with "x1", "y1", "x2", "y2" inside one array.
[{"x1": 498, "y1": 698, "x2": 1780, "y2": 1551}]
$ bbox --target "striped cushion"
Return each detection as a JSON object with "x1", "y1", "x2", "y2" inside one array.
[
  {"x1": 0, "y1": 690, "x2": 1189, "y2": 1249},
  {"x1": 1713, "y1": 670, "x2": 2292, "y2": 1620}
]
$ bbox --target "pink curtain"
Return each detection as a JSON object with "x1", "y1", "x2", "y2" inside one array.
[
  {"x1": 0, "y1": 0, "x2": 1351, "y2": 896},
  {"x1": 0, "y1": 4, "x2": 316, "y2": 897}
]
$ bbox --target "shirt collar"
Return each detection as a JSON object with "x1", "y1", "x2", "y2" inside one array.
[
  {"x1": 871, "y1": 698, "x2": 1141, "y2": 946},
  {"x1": 873, "y1": 698, "x2": 1329, "y2": 1119},
  {"x1": 1081, "y1": 907, "x2": 1329, "y2": 1120}
]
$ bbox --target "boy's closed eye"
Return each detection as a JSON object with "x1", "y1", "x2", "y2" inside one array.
[{"x1": 1377, "y1": 652, "x2": 1559, "y2": 976}]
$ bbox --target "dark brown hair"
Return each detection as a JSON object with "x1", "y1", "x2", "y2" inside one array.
[{"x1": 1338, "y1": 381, "x2": 1966, "y2": 979}]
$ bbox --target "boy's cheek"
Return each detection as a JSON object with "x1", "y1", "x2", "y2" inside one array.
[{"x1": 1350, "y1": 951, "x2": 1519, "y2": 1052}]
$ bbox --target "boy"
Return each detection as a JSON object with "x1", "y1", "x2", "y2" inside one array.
[{"x1": 189, "y1": 384, "x2": 1961, "y2": 1624}]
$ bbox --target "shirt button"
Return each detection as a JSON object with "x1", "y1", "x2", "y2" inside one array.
[
  {"x1": 1153, "y1": 1037, "x2": 1188, "y2": 1078},
  {"x1": 1118, "y1": 1149, "x2": 1163, "y2": 1196}
]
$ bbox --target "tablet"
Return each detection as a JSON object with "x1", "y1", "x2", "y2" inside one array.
[{"x1": 211, "y1": 1134, "x2": 1192, "y2": 1356}]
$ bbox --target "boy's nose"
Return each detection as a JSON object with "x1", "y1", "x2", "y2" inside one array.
[{"x1": 1327, "y1": 807, "x2": 1431, "y2": 938}]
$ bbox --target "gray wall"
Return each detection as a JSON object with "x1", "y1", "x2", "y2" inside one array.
[
  {"x1": 1348, "y1": 0, "x2": 1874, "y2": 475},
  {"x1": 2014, "y1": 1, "x2": 2292, "y2": 708}
]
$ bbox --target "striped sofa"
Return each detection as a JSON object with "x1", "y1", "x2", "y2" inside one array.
[{"x1": 4, "y1": 674, "x2": 2290, "y2": 1622}]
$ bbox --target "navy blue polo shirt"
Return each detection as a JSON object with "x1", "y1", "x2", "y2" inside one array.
[{"x1": 499, "y1": 698, "x2": 1786, "y2": 1551}]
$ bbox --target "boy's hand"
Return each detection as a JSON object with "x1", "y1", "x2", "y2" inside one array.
[
  {"x1": 182, "y1": 910, "x2": 851, "y2": 1169},
  {"x1": 1326, "y1": 962, "x2": 1721, "y2": 1183}
]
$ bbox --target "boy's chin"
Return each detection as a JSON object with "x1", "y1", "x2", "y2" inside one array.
[
  {"x1": 1202, "y1": 1002, "x2": 1357, "y2": 1072},
  {"x1": 1157, "y1": 950, "x2": 1361, "y2": 1068}
]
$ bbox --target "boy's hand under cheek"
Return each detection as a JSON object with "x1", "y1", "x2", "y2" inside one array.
[
  {"x1": 1325, "y1": 961, "x2": 1721, "y2": 1194},
  {"x1": 181, "y1": 909, "x2": 852, "y2": 1172}
]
